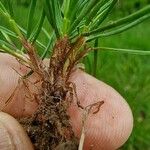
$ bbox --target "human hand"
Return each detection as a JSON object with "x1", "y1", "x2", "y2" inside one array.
[{"x1": 0, "y1": 54, "x2": 133, "y2": 150}]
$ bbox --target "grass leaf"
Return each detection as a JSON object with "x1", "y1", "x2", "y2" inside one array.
[
  {"x1": 94, "y1": 47, "x2": 150, "y2": 55},
  {"x1": 1, "y1": 44, "x2": 29, "y2": 63},
  {"x1": 83, "y1": 5, "x2": 150, "y2": 36},
  {"x1": 69, "y1": 0, "x2": 98, "y2": 33},
  {"x1": 87, "y1": 14, "x2": 150, "y2": 41},
  {"x1": 27, "y1": 0, "x2": 37, "y2": 38},
  {"x1": 0, "y1": 1, "x2": 7, "y2": 12},
  {"x1": 30, "y1": 9, "x2": 45, "y2": 43},
  {"x1": 85, "y1": 0, "x2": 108, "y2": 26},
  {"x1": 90, "y1": 0, "x2": 118, "y2": 29},
  {"x1": 0, "y1": 39, "x2": 17, "y2": 51},
  {"x1": 41, "y1": 32, "x2": 55, "y2": 59},
  {"x1": 0, "y1": 26, "x2": 18, "y2": 38},
  {"x1": 44, "y1": 0, "x2": 61, "y2": 38},
  {"x1": 93, "y1": 39, "x2": 99, "y2": 77},
  {"x1": 6, "y1": 0, "x2": 14, "y2": 17}
]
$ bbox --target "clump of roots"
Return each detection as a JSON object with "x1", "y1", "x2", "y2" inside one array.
[{"x1": 18, "y1": 36, "x2": 90, "y2": 150}]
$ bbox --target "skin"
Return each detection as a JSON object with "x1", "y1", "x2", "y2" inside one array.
[{"x1": 0, "y1": 54, "x2": 133, "y2": 150}]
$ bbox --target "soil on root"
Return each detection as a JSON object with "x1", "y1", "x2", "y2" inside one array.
[{"x1": 19, "y1": 86, "x2": 78, "y2": 150}]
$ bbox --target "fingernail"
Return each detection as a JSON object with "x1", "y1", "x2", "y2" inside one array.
[{"x1": 0, "y1": 121, "x2": 15, "y2": 149}]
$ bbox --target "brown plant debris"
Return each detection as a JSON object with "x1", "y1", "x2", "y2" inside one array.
[{"x1": 4, "y1": 36, "x2": 103, "y2": 150}]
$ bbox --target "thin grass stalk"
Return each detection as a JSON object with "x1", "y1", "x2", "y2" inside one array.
[
  {"x1": 1, "y1": 31, "x2": 15, "y2": 47},
  {"x1": 85, "y1": 0, "x2": 108, "y2": 25},
  {"x1": 87, "y1": 14, "x2": 150, "y2": 41},
  {"x1": 94, "y1": 47, "x2": 150, "y2": 55},
  {"x1": 0, "y1": 25, "x2": 46, "y2": 50},
  {"x1": 0, "y1": 1, "x2": 7, "y2": 12},
  {"x1": 93, "y1": 39, "x2": 98, "y2": 77},
  {"x1": 62, "y1": 0, "x2": 70, "y2": 34},
  {"x1": 0, "y1": 39, "x2": 17, "y2": 50},
  {"x1": 51, "y1": 0, "x2": 62, "y2": 34},
  {"x1": 41, "y1": 33, "x2": 55, "y2": 59},
  {"x1": 30, "y1": 9, "x2": 45, "y2": 43},
  {"x1": 83, "y1": 5, "x2": 150, "y2": 36},
  {"x1": 89, "y1": 0, "x2": 112, "y2": 30},
  {"x1": 6, "y1": 0, "x2": 14, "y2": 17},
  {"x1": 42, "y1": 28, "x2": 53, "y2": 39},
  {"x1": 91, "y1": 0, "x2": 118, "y2": 29},
  {"x1": 69, "y1": 0, "x2": 88, "y2": 25},
  {"x1": 0, "y1": 26, "x2": 18, "y2": 38},
  {"x1": 69, "y1": 0, "x2": 98, "y2": 33},
  {"x1": 27, "y1": 0, "x2": 37, "y2": 38},
  {"x1": 1, "y1": 44, "x2": 29, "y2": 63},
  {"x1": 18, "y1": 26, "x2": 46, "y2": 50},
  {"x1": 0, "y1": 8, "x2": 23, "y2": 38},
  {"x1": 44, "y1": 0, "x2": 60, "y2": 38}
]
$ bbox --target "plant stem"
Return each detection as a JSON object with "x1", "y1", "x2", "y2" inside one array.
[{"x1": 93, "y1": 39, "x2": 98, "y2": 77}]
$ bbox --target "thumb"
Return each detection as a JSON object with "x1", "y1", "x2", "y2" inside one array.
[
  {"x1": 0, "y1": 112, "x2": 33, "y2": 150},
  {"x1": 68, "y1": 70, "x2": 133, "y2": 150}
]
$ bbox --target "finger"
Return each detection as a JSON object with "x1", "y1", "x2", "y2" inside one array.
[
  {"x1": 0, "y1": 54, "x2": 38, "y2": 117},
  {"x1": 0, "y1": 54, "x2": 133, "y2": 149},
  {"x1": 68, "y1": 69, "x2": 133, "y2": 150},
  {"x1": 0, "y1": 112, "x2": 33, "y2": 150},
  {"x1": 0, "y1": 54, "x2": 23, "y2": 110}
]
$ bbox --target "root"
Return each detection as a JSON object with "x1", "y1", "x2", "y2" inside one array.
[
  {"x1": 3, "y1": 36, "x2": 104, "y2": 150},
  {"x1": 19, "y1": 36, "x2": 83, "y2": 149},
  {"x1": 78, "y1": 101, "x2": 104, "y2": 150}
]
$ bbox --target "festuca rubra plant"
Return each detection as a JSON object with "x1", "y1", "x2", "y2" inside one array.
[{"x1": 0, "y1": 0, "x2": 150, "y2": 149}]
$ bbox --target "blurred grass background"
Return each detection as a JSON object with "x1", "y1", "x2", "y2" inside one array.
[{"x1": 1, "y1": 0, "x2": 150, "y2": 149}]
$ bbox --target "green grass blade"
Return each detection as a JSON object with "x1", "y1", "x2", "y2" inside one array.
[
  {"x1": 43, "y1": 0, "x2": 54, "y2": 27},
  {"x1": 87, "y1": 14, "x2": 150, "y2": 41},
  {"x1": 36, "y1": 40, "x2": 46, "y2": 50},
  {"x1": 42, "y1": 28, "x2": 51, "y2": 39},
  {"x1": 62, "y1": 0, "x2": 70, "y2": 17},
  {"x1": 0, "y1": 26, "x2": 45, "y2": 50},
  {"x1": 0, "y1": 26, "x2": 18, "y2": 38},
  {"x1": 1, "y1": 31, "x2": 14, "y2": 46},
  {"x1": 41, "y1": 33, "x2": 55, "y2": 59},
  {"x1": 69, "y1": 0, "x2": 88, "y2": 23},
  {"x1": 27, "y1": 0, "x2": 37, "y2": 38},
  {"x1": 6, "y1": 0, "x2": 14, "y2": 17},
  {"x1": 1, "y1": 44, "x2": 28, "y2": 63},
  {"x1": 18, "y1": 25, "x2": 46, "y2": 50},
  {"x1": 0, "y1": 6, "x2": 23, "y2": 39},
  {"x1": 83, "y1": 5, "x2": 150, "y2": 36},
  {"x1": 91, "y1": 0, "x2": 117, "y2": 29},
  {"x1": 0, "y1": 1, "x2": 7, "y2": 12},
  {"x1": 94, "y1": 47, "x2": 150, "y2": 55},
  {"x1": 85, "y1": 0, "x2": 107, "y2": 25},
  {"x1": 0, "y1": 49, "x2": 4, "y2": 52},
  {"x1": 69, "y1": 0, "x2": 98, "y2": 33},
  {"x1": 61, "y1": 0, "x2": 71, "y2": 34},
  {"x1": 93, "y1": 39, "x2": 98, "y2": 77},
  {"x1": 44, "y1": 0, "x2": 61, "y2": 38},
  {"x1": 51, "y1": 0, "x2": 62, "y2": 34},
  {"x1": 30, "y1": 9, "x2": 45, "y2": 43},
  {"x1": 0, "y1": 39, "x2": 16, "y2": 50},
  {"x1": 0, "y1": 3, "x2": 28, "y2": 40}
]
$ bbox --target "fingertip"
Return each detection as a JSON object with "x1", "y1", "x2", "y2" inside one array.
[
  {"x1": 68, "y1": 70, "x2": 133, "y2": 150},
  {"x1": 0, "y1": 112, "x2": 33, "y2": 150}
]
